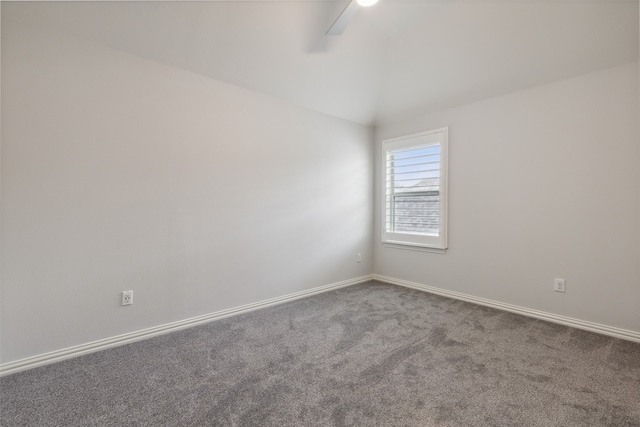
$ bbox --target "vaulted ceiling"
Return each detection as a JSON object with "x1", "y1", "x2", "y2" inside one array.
[{"x1": 3, "y1": 0, "x2": 639, "y2": 125}]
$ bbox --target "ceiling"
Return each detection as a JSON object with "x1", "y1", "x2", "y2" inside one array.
[{"x1": 3, "y1": 0, "x2": 639, "y2": 125}]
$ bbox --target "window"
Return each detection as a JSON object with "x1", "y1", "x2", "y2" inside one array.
[{"x1": 382, "y1": 128, "x2": 448, "y2": 250}]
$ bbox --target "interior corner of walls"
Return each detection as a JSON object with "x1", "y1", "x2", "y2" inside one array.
[{"x1": 1, "y1": 21, "x2": 376, "y2": 365}]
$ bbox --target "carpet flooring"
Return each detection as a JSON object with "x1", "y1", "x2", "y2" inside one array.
[{"x1": 1, "y1": 281, "x2": 639, "y2": 426}]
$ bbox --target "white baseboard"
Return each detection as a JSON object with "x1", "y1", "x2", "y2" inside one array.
[
  {"x1": 373, "y1": 274, "x2": 640, "y2": 343},
  {"x1": 0, "y1": 275, "x2": 373, "y2": 377}
]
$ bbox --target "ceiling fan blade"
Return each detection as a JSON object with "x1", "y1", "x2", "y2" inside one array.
[{"x1": 326, "y1": 1, "x2": 360, "y2": 36}]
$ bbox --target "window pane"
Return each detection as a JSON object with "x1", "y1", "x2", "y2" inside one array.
[
  {"x1": 389, "y1": 193, "x2": 440, "y2": 235},
  {"x1": 386, "y1": 145, "x2": 440, "y2": 236}
]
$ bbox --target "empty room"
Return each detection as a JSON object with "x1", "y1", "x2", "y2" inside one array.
[{"x1": 1, "y1": 0, "x2": 639, "y2": 425}]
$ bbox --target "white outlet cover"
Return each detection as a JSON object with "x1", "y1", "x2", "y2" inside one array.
[
  {"x1": 554, "y1": 279, "x2": 566, "y2": 293},
  {"x1": 122, "y1": 290, "x2": 133, "y2": 305}
]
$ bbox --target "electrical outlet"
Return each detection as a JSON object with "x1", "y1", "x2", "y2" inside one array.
[
  {"x1": 554, "y1": 279, "x2": 565, "y2": 293},
  {"x1": 122, "y1": 290, "x2": 133, "y2": 305},
  {"x1": 356, "y1": 253, "x2": 362, "y2": 263}
]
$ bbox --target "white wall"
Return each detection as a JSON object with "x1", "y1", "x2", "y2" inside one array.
[
  {"x1": 0, "y1": 20, "x2": 373, "y2": 364},
  {"x1": 2, "y1": 14, "x2": 637, "y2": 369},
  {"x1": 375, "y1": 62, "x2": 640, "y2": 333}
]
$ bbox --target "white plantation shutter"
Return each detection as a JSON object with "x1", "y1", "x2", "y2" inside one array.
[{"x1": 382, "y1": 128, "x2": 448, "y2": 250}]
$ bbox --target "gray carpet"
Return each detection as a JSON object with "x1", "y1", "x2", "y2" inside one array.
[{"x1": 1, "y1": 281, "x2": 639, "y2": 426}]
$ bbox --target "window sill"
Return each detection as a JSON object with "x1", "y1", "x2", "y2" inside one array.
[{"x1": 382, "y1": 241, "x2": 447, "y2": 254}]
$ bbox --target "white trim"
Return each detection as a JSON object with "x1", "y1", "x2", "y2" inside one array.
[
  {"x1": 373, "y1": 274, "x2": 640, "y2": 343},
  {"x1": 0, "y1": 275, "x2": 373, "y2": 377},
  {"x1": 381, "y1": 127, "x2": 449, "y2": 250},
  {"x1": 381, "y1": 242, "x2": 446, "y2": 254}
]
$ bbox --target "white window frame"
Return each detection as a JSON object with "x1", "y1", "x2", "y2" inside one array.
[{"x1": 381, "y1": 127, "x2": 449, "y2": 251}]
